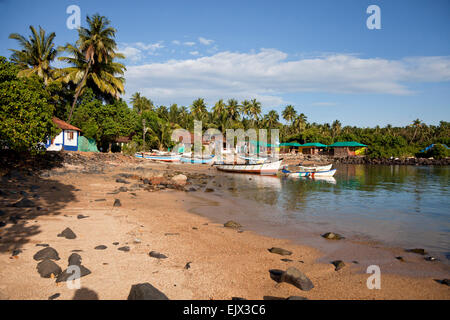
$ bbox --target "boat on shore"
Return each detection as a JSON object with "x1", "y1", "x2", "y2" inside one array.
[
  {"x1": 215, "y1": 160, "x2": 283, "y2": 175},
  {"x1": 286, "y1": 168, "x2": 337, "y2": 178},
  {"x1": 180, "y1": 155, "x2": 215, "y2": 164},
  {"x1": 282, "y1": 163, "x2": 332, "y2": 172},
  {"x1": 238, "y1": 155, "x2": 268, "y2": 164},
  {"x1": 135, "y1": 152, "x2": 181, "y2": 162}
]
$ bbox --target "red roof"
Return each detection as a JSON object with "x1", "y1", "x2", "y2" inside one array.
[{"x1": 52, "y1": 117, "x2": 81, "y2": 131}]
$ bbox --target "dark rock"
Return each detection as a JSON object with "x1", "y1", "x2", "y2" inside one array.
[
  {"x1": 118, "y1": 246, "x2": 130, "y2": 252},
  {"x1": 184, "y1": 262, "x2": 191, "y2": 269},
  {"x1": 37, "y1": 259, "x2": 62, "y2": 278},
  {"x1": 119, "y1": 187, "x2": 128, "y2": 192},
  {"x1": 321, "y1": 232, "x2": 344, "y2": 240},
  {"x1": 95, "y1": 245, "x2": 107, "y2": 250},
  {"x1": 36, "y1": 244, "x2": 49, "y2": 247},
  {"x1": 286, "y1": 296, "x2": 308, "y2": 300},
  {"x1": 57, "y1": 227, "x2": 77, "y2": 239},
  {"x1": 77, "y1": 214, "x2": 89, "y2": 219},
  {"x1": 71, "y1": 249, "x2": 83, "y2": 253},
  {"x1": 56, "y1": 265, "x2": 91, "y2": 283},
  {"x1": 11, "y1": 198, "x2": 35, "y2": 208},
  {"x1": 48, "y1": 293, "x2": 60, "y2": 300},
  {"x1": 113, "y1": 242, "x2": 119, "y2": 245},
  {"x1": 268, "y1": 247, "x2": 292, "y2": 256},
  {"x1": 331, "y1": 260, "x2": 345, "y2": 271},
  {"x1": 406, "y1": 248, "x2": 427, "y2": 255},
  {"x1": 204, "y1": 188, "x2": 214, "y2": 193},
  {"x1": 224, "y1": 221, "x2": 242, "y2": 229},
  {"x1": 149, "y1": 251, "x2": 168, "y2": 259},
  {"x1": 281, "y1": 258, "x2": 293, "y2": 262},
  {"x1": 440, "y1": 279, "x2": 450, "y2": 286},
  {"x1": 269, "y1": 267, "x2": 314, "y2": 291},
  {"x1": 116, "y1": 178, "x2": 130, "y2": 184},
  {"x1": 127, "y1": 283, "x2": 169, "y2": 300},
  {"x1": 113, "y1": 199, "x2": 121, "y2": 207},
  {"x1": 395, "y1": 256, "x2": 405, "y2": 262},
  {"x1": 95, "y1": 199, "x2": 106, "y2": 202},
  {"x1": 12, "y1": 249, "x2": 22, "y2": 256},
  {"x1": 33, "y1": 247, "x2": 60, "y2": 261},
  {"x1": 68, "y1": 253, "x2": 82, "y2": 266}
]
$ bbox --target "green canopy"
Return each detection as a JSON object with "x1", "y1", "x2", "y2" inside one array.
[
  {"x1": 301, "y1": 142, "x2": 328, "y2": 147},
  {"x1": 249, "y1": 140, "x2": 277, "y2": 147},
  {"x1": 280, "y1": 142, "x2": 303, "y2": 147},
  {"x1": 78, "y1": 136, "x2": 99, "y2": 152},
  {"x1": 327, "y1": 141, "x2": 367, "y2": 147}
]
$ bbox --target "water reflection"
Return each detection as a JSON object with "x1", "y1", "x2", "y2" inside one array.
[{"x1": 218, "y1": 164, "x2": 450, "y2": 254}]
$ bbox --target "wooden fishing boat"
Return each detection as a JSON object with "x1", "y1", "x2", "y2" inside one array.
[
  {"x1": 298, "y1": 163, "x2": 332, "y2": 172},
  {"x1": 135, "y1": 153, "x2": 181, "y2": 162},
  {"x1": 180, "y1": 155, "x2": 215, "y2": 164},
  {"x1": 238, "y1": 155, "x2": 268, "y2": 164},
  {"x1": 215, "y1": 160, "x2": 282, "y2": 175},
  {"x1": 287, "y1": 169, "x2": 337, "y2": 178}
]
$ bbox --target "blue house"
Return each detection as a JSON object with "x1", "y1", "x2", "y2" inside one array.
[{"x1": 45, "y1": 117, "x2": 81, "y2": 151}]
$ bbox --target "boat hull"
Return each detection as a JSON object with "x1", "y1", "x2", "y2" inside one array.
[
  {"x1": 298, "y1": 164, "x2": 332, "y2": 172},
  {"x1": 180, "y1": 156, "x2": 214, "y2": 164},
  {"x1": 216, "y1": 160, "x2": 282, "y2": 175},
  {"x1": 135, "y1": 153, "x2": 181, "y2": 162},
  {"x1": 288, "y1": 169, "x2": 336, "y2": 178}
]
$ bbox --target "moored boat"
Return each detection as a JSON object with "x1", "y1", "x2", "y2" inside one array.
[
  {"x1": 215, "y1": 160, "x2": 282, "y2": 175},
  {"x1": 180, "y1": 155, "x2": 215, "y2": 164},
  {"x1": 282, "y1": 163, "x2": 332, "y2": 172},
  {"x1": 135, "y1": 153, "x2": 181, "y2": 162},
  {"x1": 287, "y1": 168, "x2": 337, "y2": 178}
]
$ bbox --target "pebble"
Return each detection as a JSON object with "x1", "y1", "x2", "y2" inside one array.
[
  {"x1": 118, "y1": 246, "x2": 130, "y2": 252},
  {"x1": 149, "y1": 251, "x2": 168, "y2": 259},
  {"x1": 48, "y1": 293, "x2": 60, "y2": 300},
  {"x1": 321, "y1": 232, "x2": 344, "y2": 240},
  {"x1": 224, "y1": 221, "x2": 242, "y2": 229},
  {"x1": 113, "y1": 199, "x2": 121, "y2": 207},
  {"x1": 406, "y1": 248, "x2": 427, "y2": 255},
  {"x1": 331, "y1": 260, "x2": 345, "y2": 271},
  {"x1": 268, "y1": 247, "x2": 292, "y2": 256},
  {"x1": 95, "y1": 245, "x2": 107, "y2": 250},
  {"x1": 77, "y1": 214, "x2": 89, "y2": 219}
]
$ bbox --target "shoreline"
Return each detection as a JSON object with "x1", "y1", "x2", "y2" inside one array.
[{"x1": 0, "y1": 155, "x2": 449, "y2": 299}]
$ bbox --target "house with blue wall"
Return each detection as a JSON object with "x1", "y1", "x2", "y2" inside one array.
[{"x1": 45, "y1": 117, "x2": 81, "y2": 151}]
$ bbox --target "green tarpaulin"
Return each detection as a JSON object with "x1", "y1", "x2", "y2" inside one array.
[{"x1": 78, "y1": 136, "x2": 99, "y2": 152}]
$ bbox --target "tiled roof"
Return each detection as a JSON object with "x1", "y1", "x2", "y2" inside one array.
[{"x1": 52, "y1": 117, "x2": 81, "y2": 131}]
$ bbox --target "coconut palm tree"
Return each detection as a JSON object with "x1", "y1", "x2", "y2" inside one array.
[
  {"x1": 332, "y1": 120, "x2": 342, "y2": 138},
  {"x1": 57, "y1": 14, "x2": 125, "y2": 123},
  {"x1": 293, "y1": 113, "x2": 308, "y2": 133},
  {"x1": 249, "y1": 99, "x2": 262, "y2": 126},
  {"x1": 190, "y1": 98, "x2": 207, "y2": 121},
  {"x1": 264, "y1": 110, "x2": 279, "y2": 128},
  {"x1": 411, "y1": 118, "x2": 423, "y2": 141},
  {"x1": 130, "y1": 92, "x2": 153, "y2": 114},
  {"x1": 241, "y1": 100, "x2": 252, "y2": 120},
  {"x1": 226, "y1": 99, "x2": 241, "y2": 122},
  {"x1": 282, "y1": 105, "x2": 297, "y2": 124},
  {"x1": 9, "y1": 26, "x2": 57, "y2": 85},
  {"x1": 212, "y1": 99, "x2": 226, "y2": 118}
]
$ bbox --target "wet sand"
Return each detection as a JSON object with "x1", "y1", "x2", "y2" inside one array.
[{"x1": 0, "y1": 159, "x2": 449, "y2": 300}]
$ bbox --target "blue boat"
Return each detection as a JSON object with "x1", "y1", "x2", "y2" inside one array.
[{"x1": 180, "y1": 156, "x2": 215, "y2": 164}]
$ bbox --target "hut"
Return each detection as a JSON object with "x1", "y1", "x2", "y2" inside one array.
[
  {"x1": 328, "y1": 141, "x2": 367, "y2": 157},
  {"x1": 280, "y1": 142, "x2": 302, "y2": 154},
  {"x1": 45, "y1": 117, "x2": 81, "y2": 151},
  {"x1": 299, "y1": 142, "x2": 328, "y2": 155}
]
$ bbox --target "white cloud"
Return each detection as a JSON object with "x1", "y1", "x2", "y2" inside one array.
[
  {"x1": 172, "y1": 40, "x2": 181, "y2": 45},
  {"x1": 311, "y1": 102, "x2": 337, "y2": 106},
  {"x1": 183, "y1": 41, "x2": 196, "y2": 46},
  {"x1": 124, "y1": 48, "x2": 450, "y2": 107},
  {"x1": 118, "y1": 42, "x2": 165, "y2": 62},
  {"x1": 198, "y1": 37, "x2": 214, "y2": 45},
  {"x1": 189, "y1": 51, "x2": 200, "y2": 56}
]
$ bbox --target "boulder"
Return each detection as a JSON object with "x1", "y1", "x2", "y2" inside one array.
[
  {"x1": 269, "y1": 267, "x2": 314, "y2": 291},
  {"x1": 321, "y1": 232, "x2": 344, "y2": 240},
  {"x1": 149, "y1": 251, "x2": 168, "y2": 259},
  {"x1": 171, "y1": 174, "x2": 187, "y2": 186},
  {"x1": 127, "y1": 283, "x2": 169, "y2": 300},
  {"x1": 57, "y1": 227, "x2": 77, "y2": 239},
  {"x1": 118, "y1": 246, "x2": 130, "y2": 252},
  {"x1": 224, "y1": 221, "x2": 242, "y2": 229},
  {"x1": 68, "y1": 253, "x2": 82, "y2": 266},
  {"x1": 94, "y1": 245, "x2": 107, "y2": 250},
  {"x1": 11, "y1": 198, "x2": 35, "y2": 208},
  {"x1": 56, "y1": 265, "x2": 91, "y2": 283},
  {"x1": 331, "y1": 260, "x2": 345, "y2": 271},
  {"x1": 37, "y1": 259, "x2": 62, "y2": 278},
  {"x1": 113, "y1": 199, "x2": 121, "y2": 207},
  {"x1": 33, "y1": 247, "x2": 60, "y2": 261}
]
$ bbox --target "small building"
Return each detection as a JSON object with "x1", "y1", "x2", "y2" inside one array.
[
  {"x1": 328, "y1": 141, "x2": 367, "y2": 157},
  {"x1": 299, "y1": 142, "x2": 328, "y2": 155},
  {"x1": 280, "y1": 142, "x2": 302, "y2": 154},
  {"x1": 45, "y1": 117, "x2": 81, "y2": 151}
]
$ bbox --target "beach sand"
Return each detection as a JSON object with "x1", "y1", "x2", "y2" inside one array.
[{"x1": 0, "y1": 157, "x2": 449, "y2": 300}]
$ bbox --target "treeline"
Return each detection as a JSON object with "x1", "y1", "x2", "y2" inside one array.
[{"x1": 1, "y1": 14, "x2": 448, "y2": 159}]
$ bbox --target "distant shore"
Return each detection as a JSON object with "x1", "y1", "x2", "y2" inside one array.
[{"x1": 0, "y1": 152, "x2": 449, "y2": 300}]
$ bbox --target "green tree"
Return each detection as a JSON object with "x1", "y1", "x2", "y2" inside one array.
[
  {"x1": 264, "y1": 110, "x2": 280, "y2": 128},
  {"x1": 190, "y1": 98, "x2": 207, "y2": 120},
  {"x1": 282, "y1": 105, "x2": 297, "y2": 124},
  {"x1": 57, "y1": 14, "x2": 126, "y2": 123},
  {"x1": 9, "y1": 26, "x2": 57, "y2": 85},
  {"x1": 0, "y1": 56, "x2": 56, "y2": 152},
  {"x1": 130, "y1": 92, "x2": 153, "y2": 114}
]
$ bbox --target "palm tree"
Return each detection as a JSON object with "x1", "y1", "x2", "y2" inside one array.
[
  {"x1": 212, "y1": 99, "x2": 226, "y2": 118},
  {"x1": 57, "y1": 14, "x2": 126, "y2": 123},
  {"x1": 190, "y1": 98, "x2": 207, "y2": 120},
  {"x1": 264, "y1": 110, "x2": 279, "y2": 128},
  {"x1": 226, "y1": 99, "x2": 242, "y2": 122},
  {"x1": 282, "y1": 105, "x2": 297, "y2": 124},
  {"x1": 130, "y1": 92, "x2": 153, "y2": 114},
  {"x1": 249, "y1": 99, "x2": 262, "y2": 126},
  {"x1": 411, "y1": 119, "x2": 423, "y2": 141},
  {"x1": 9, "y1": 26, "x2": 57, "y2": 85},
  {"x1": 332, "y1": 120, "x2": 342, "y2": 138},
  {"x1": 241, "y1": 100, "x2": 252, "y2": 120},
  {"x1": 293, "y1": 113, "x2": 308, "y2": 133}
]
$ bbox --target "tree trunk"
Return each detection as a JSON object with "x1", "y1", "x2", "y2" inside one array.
[{"x1": 67, "y1": 63, "x2": 91, "y2": 124}]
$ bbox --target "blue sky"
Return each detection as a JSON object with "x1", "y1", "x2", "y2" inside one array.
[{"x1": 1, "y1": 0, "x2": 449, "y2": 127}]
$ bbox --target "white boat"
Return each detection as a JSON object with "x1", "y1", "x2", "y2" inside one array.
[
  {"x1": 215, "y1": 160, "x2": 282, "y2": 175},
  {"x1": 135, "y1": 153, "x2": 181, "y2": 162},
  {"x1": 298, "y1": 164, "x2": 332, "y2": 172},
  {"x1": 287, "y1": 169, "x2": 337, "y2": 178},
  {"x1": 239, "y1": 155, "x2": 268, "y2": 164}
]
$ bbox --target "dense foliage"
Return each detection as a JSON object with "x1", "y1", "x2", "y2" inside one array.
[{"x1": 0, "y1": 57, "x2": 56, "y2": 152}]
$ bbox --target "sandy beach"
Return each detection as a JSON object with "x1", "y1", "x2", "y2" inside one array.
[{"x1": 0, "y1": 153, "x2": 449, "y2": 300}]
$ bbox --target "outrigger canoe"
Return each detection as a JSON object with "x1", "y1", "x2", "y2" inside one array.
[
  {"x1": 215, "y1": 160, "x2": 282, "y2": 175},
  {"x1": 286, "y1": 169, "x2": 337, "y2": 178}
]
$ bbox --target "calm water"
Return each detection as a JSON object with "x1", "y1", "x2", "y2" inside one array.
[{"x1": 214, "y1": 164, "x2": 450, "y2": 257}]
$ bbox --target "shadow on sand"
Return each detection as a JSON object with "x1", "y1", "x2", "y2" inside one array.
[{"x1": 0, "y1": 151, "x2": 76, "y2": 253}]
